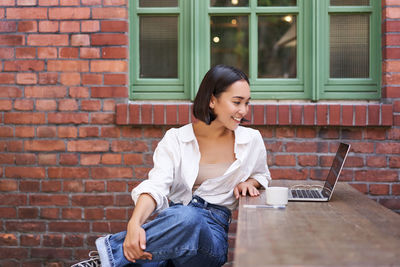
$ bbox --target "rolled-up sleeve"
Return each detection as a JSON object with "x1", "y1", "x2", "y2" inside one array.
[
  {"x1": 248, "y1": 130, "x2": 271, "y2": 189},
  {"x1": 131, "y1": 129, "x2": 178, "y2": 213}
]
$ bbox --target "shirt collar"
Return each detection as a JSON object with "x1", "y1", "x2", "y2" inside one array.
[{"x1": 178, "y1": 123, "x2": 251, "y2": 144}]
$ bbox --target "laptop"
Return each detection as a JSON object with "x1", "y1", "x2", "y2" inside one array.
[{"x1": 288, "y1": 142, "x2": 351, "y2": 202}]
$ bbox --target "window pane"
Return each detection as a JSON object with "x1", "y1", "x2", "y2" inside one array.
[
  {"x1": 258, "y1": 0, "x2": 296, "y2": 6},
  {"x1": 258, "y1": 15, "x2": 297, "y2": 78},
  {"x1": 330, "y1": 0, "x2": 369, "y2": 6},
  {"x1": 210, "y1": 16, "x2": 249, "y2": 75},
  {"x1": 140, "y1": 16, "x2": 178, "y2": 78},
  {"x1": 330, "y1": 14, "x2": 369, "y2": 78},
  {"x1": 139, "y1": 0, "x2": 178, "y2": 7},
  {"x1": 210, "y1": 0, "x2": 249, "y2": 7}
]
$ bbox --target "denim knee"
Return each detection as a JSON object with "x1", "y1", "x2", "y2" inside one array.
[{"x1": 161, "y1": 205, "x2": 204, "y2": 232}]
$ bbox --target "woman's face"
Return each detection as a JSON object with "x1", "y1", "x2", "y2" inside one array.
[{"x1": 209, "y1": 79, "x2": 251, "y2": 131}]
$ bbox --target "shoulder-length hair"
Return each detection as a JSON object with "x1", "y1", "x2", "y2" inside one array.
[{"x1": 193, "y1": 65, "x2": 249, "y2": 125}]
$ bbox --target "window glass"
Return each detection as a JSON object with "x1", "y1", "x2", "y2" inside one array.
[
  {"x1": 330, "y1": 14, "x2": 369, "y2": 78},
  {"x1": 140, "y1": 16, "x2": 178, "y2": 78},
  {"x1": 139, "y1": 0, "x2": 178, "y2": 7},
  {"x1": 330, "y1": 0, "x2": 369, "y2": 6},
  {"x1": 210, "y1": 16, "x2": 249, "y2": 75},
  {"x1": 210, "y1": 0, "x2": 249, "y2": 7},
  {"x1": 258, "y1": 15, "x2": 297, "y2": 78},
  {"x1": 258, "y1": 0, "x2": 296, "y2": 6}
]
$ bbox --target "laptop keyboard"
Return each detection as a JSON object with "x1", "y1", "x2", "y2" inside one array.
[{"x1": 291, "y1": 189, "x2": 323, "y2": 199}]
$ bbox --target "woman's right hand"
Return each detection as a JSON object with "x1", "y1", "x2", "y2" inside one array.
[{"x1": 123, "y1": 220, "x2": 153, "y2": 262}]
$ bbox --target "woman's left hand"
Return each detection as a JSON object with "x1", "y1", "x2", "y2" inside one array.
[{"x1": 234, "y1": 180, "x2": 260, "y2": 199}]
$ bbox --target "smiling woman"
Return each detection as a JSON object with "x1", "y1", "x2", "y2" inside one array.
[{"x1": 72, "y1": 65, "x2": 271, "y2": 267}]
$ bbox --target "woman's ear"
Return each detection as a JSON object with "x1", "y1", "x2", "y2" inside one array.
[{"x1": 209, "y1": 95, "x2": 216, "y2": 109}]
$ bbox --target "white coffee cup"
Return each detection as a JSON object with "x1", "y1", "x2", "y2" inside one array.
[{"x1": 265, "y1": 187, "x2": 289, "y2": 206}]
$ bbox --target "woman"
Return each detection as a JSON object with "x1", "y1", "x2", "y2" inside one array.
[{"x1": 72, "y1": 65, "x2": 271, "y2": 267}]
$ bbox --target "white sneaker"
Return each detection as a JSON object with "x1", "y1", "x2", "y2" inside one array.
[{"x1": 71, "y1": 251, "x2": 101, "y2": 267}]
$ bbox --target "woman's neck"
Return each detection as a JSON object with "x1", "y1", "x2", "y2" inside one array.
[{"x1": 192, "y1": 120, "x2": 233, "y2": 139}]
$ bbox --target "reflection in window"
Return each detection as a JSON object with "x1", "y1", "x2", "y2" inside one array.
[
  {"x1": 139, "y1": 0, "x2": 178, "y2": 8},
  {"x1": 210, "y1": 0, "x2": 249, "y2": 7},
  {"x1": 140, "y1": 16, "x2": 178, "y2": 78},
  {"x1": 258, "y1": 15, "x2": 297, "y2": 78},
  {"x1": 211, "y1": 16, "x2": 249, "y2": 75},
  {"x1": 258, "y1": 0, "x2": 296, "y2": 6},
  {"x1": 330, "y1": 0, "x2": 369, "y2": 6},
  {"x1": 330, "y1": 14, "x2": 369, "y2": 78}
]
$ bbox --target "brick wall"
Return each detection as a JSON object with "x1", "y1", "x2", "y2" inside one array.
[{"x1": 0, "y1": 0, "x2": 399, "y2": 266}]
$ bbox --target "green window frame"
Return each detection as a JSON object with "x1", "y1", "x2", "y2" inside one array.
[{"x1": 129, "y1": 0, "x2": 381, "y2": 101}]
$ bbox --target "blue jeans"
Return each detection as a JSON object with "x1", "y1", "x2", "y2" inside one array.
[{"x1": 95, "y1": 195, "x2": 232, "y2": 267}]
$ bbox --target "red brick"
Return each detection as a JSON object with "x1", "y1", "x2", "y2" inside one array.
[
  {"x1": 276, "y1": 127, "x2": 295, "y2": 138},
  {"x1": 166, "y1": 105, "x2": 177, "y2": 124},
  {"x1": 104, "y1": 73, "x2": 126, "y2": 85},
  {"x1": 0, "y1": 73, "x2": 14, "y2": 84},
  {"x1": 0, "y1": 21, "x2": 16, "y2": 32},
  {"x1": 38, "y1": 21, "x2": 59, "y2": 32},
  {"x1": 36, "y1": 99, "x2": 57, "y2": 111},
  {"x1": 5, "y1": 167, "x2": 45, "y2": 178},
  {"x1": 0, "y1": 86, "x2": 21, "y2": 97},
  {"x1": 19, "y1": 207, "x2": 39, "y2": 219},
  {"x1": 25, "y1": 140, "x2": 65, "y2": 152},
  {"x1": 37, "y1": 47, "x2": 57, "y2": 58},
  {"x1": 40, "y1": 208, "x2": 59, "y2": 219},
  {"x1": 60, "y1": 154, "x2": 78, "y2": 165},
  {"x1": 92, "y1": 167, "x2": 133, "y2": 179},
  {"x1": 68, "y1": 140, "x2": 109, "y2": 152},
  {"x1": 4, "y1": 60, "x2": 44, "y2": 71},
  {"x1": 277, "y1": 105, "x2": 289, "y2": 125},
  {"x1": 17, "y1": 0, "x2": 37, "y2": 5},
  {"x1": 0, "y1": 207, "x2": 17, "y2": 219},
  {"x1": 4, "y1": 113, "x2": 45, "y2": 124},
  {"x1": 71, "y1": 34, "x2": 90, "y2": 46},
  {"x1": 341, "y1": 105, "x2": 353, "y2": 126},
  {"x1": 85, "y1": 181, "x2": 105, "y2": 192},
  {"x1": 37, "y1": 126, "x2": 57, "y2": 138},
  {"x1": 60, "y1": 72, "x2": 81, "y2": 86},
  {"x1": 38, "y1": 154, "x2": 57, "y2": 165},
  {"x1": 82, "y1": 73, "x2": 102, "y2": 85},
  {"x1": 82, "y1": 20, "x2": 100, "y2": 32},
  {"x1": 124, "y1": 154, "x2": 143, "y2": 165},
  {"x1": 48, "y1": 60, "x2": 89, "y2": 72},
  {"x1": 153, "y1": 105, "x2": 164, "y2": 125},
  {"x1": 81, "y1": 154, "x2": 101, "y2": 165},
  {"x1": 101, "y1": 20, "x2": 128, "y2": 32},
  {"x1": 48, "y1": 113, "x2": 89, "y2": 124},
  {"x1": 121, "y1": 127, "x2": 142, "y2": 138},
  {"x1": 58, "y1": 126, "x2": 77, "y2": 138},
  {"x1": 0, "y1": 100, "x2": 12, "y2": 111},
  {"x1": 367, "y1": 105, "x2": 380, "y2": 125},
  {"x1": 28, "y1": 34, "x2": 69, "y2": 46},
  {"x1": 0, "y1": 153, "x2": 14, "y2": 164},
  {"x1": 18, "y1": 21, "x2": 37, "y2": 32},
  {"x1": 79, "y1": 126, "x2": 99, "y2": 137},
  {"x1": 366, "y1": 156, "x2": 387, "y2": 168},
  {"x1": 91, "y1": 113, "x2": 114, "y2": 124},
  {"x1": 69, "y1": 86, "x2": 90, "y2": 98},
  {"x1": 71, "y1": 195, "x2": 114, "y2": 206},
  {"x1": 63, "y1": 180, "x2": 84, "y2": 192},
  {"x1": 369, "y1": 184, "x2": 390, "y2": 195},
  {"x1": 274, "y1": 155, "x2": 295, "y2": 166},
  {"x1": 394, "y1": 184, "x2": 400, "y2": 195},
  {"x1": 0, "y1": 247, "x2": 28, "y2": 260},
  {"x1": 0, "y1": 35, "x2": 24, "y2": 45},
  {"x1": 389, "y1": 156, "x2": 400, "y2": 168},
  {"x1": 0, "y1": 180, "x2": 18, "y2": 191},
  {"x1": 80, "y1": 100, "x2": 100, "y2": 111},
  {"x1": 365, "y1": 128, "x2": 386, "y2": 140},
  {"x1": 354, "y1": 105, "x2": 367, "y2": 126},
  {"x1": 15, "y1": 153, "x2": 36, "y2": 165},
  {"x1": 116, "y1": 103, "x2": 128, "y2": 125},
  {"x1": 379, "y1": 199, "x2": 400, "y2": 210},
  {"x1": 59, "y1": 47, "x2": 79, "y2": 58},
  {"x1": 16, "y1": 73, "x2": 37, "y2": 84},
  {"x1": 7, "y1": 8, "x2": 47, "y2": 19},
  {"x1": 101, "y1": 126, "x2": 120, "y2": 138},
  {"x1": 102, "y1": 47, "x2": 127, "y2": 59},
  {"x1": 60, "y1": 0, "x2": 80, "y2": 5},
  {"x1": 328, "y1": 105, "x2": 340, "y2": 125},
  {"x1": 92, "y1": 7, "x2": 127, "y2": 19},
  {"x1": 286, "y1": 142, "x2": 317, "y2": 152},
  {"x1": 355, "y1": 170, "x2": 398, "y2": 182},
  {"x1": 269, "y1": 168, "x2": 308, "y2": 180},
  {"x1": 60, "y1": 21, "x2": 79, "y2": 32},
  {"x1": 105, "y1": 100, "x2": 115, "y2": 111},
  {"x1": 0, "y1": 233, "x2": 18, "y2": 246},
  {"x1": 91, "y1": 60, "x2": 127, "y2": 72},
  {"x1": 16, "y1": 47, "x2": 36, "y2": 58},
  {"x1": 15, "y1": 126, "x2": 34, "y2": 137},
  {"x1": 41, "y1": 180, "x2": 62, "y2": 192},
  {"x1": 48, "y1": 167, "x2": 89, "y2": 178},
  {"x1": 111, "y1": 140, "x2": 148, "y2": 152},
  {"x1": 82, "y1": 0, "x2": 102, "y2": 4},
  {"x1": 296, "y1": 128, "x2": 316, "y2": 138},
  {"x1": 0, "y1": 47, "x2": 14, "y2": 59},
  {"x1": 303, "y1": 105, "x2": 315, "y2": 125},
  {"x1": 265, "y1": 105, "x2": 277, "y2": 125},
  {"x1": 381, "y1": 104, "x2": 393, "y2": 126},
  {"x1": 107, "y1": 181, "x2": 126, "y2": 192},
  {"x1": 106, "y1": 208, "x2": 126, "y2": 220},
  {"x1": 91, "y1": 33, "x2": 128, "y2": 46},
  {"x1": 49, "y1": 7, "x2": 90, "y2": 19},
  {"x1": 30, "y1": 195, "x2": 68, "y2": 206},
  {"x1": 25, "y1": 86, "x2": 66, "y2": 98},
  {"x1": 104, "y1": 0, "x2": 126, "y2": 5},
  {"x1": 92, "y1": 86, "x2": 128, "y2": 98},
  {"x1": 101, "y1": 154, "x2": 122, "y2": 165},
  {"x1": 376, "y1": 142, "x2": 400, "y2": 154},
  {"x1": 80, "y1": 47, "x2": 100, "y2": 58}
]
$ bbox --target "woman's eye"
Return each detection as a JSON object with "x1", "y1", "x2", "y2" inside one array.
[{"x1": 233, "y1": 102, "x2": 240, "y2": 105}]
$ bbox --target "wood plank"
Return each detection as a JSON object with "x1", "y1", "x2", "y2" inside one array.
[{"x1": 234, "y1": 181, "x2": 400, "y2": 266}]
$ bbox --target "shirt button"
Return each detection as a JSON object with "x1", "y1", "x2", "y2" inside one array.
[{"x1": 193, "y1": 199, "x2": 197, "y2": 203}]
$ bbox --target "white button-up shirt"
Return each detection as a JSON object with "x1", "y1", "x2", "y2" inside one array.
[{"x1": 131, "y1": 123, "x2": 271, "y2": 211}]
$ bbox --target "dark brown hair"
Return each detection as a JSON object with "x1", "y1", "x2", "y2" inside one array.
[{"x1": 193, "y1": 65, "x2": 249, "y2": 124}]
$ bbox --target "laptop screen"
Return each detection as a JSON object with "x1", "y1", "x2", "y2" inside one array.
[{"x1": 322, "y1": 143, "x2": 350, "y2": 198}]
